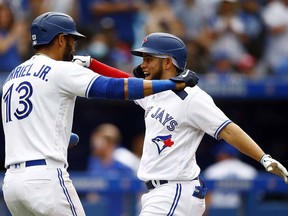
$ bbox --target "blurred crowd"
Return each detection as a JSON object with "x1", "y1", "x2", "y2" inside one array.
[{"x1": 1, "y1": 0, "x2": 288, "y2": 77}]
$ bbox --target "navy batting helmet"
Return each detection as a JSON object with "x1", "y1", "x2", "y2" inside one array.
[
  {"x1": 31, "y1": 12, "x2": 85, "y2": 47},
  {"x1": 131, "y1": 32, "x2": 187, "y2": 71}
]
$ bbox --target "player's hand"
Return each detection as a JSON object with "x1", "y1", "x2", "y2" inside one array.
[
  {"x1": 260, "y1": 154, "x2": 288, "y2": 184},
  {"x1": 72, "y1": 55, "x2": 91, "y2": 68},
  {"x1": 69, "y1": 133, "x2": 79, "y2": 149},
  {"x1": 133, "y1": 64, "x2": 145, "y2": 78},
  {"x1": 169, "y1": 69, "x2": 199, "y2": 87}
]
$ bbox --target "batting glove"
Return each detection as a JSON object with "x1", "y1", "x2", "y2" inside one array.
[
  {"x1": 72, "y1": 55, "x2": 91, "y2": 68},
  {"x1": 170, "y1": 69, "x2": 199, "y2": 87},
  {"x1": 133, "y1": 64, "x2": 145, "y2": 78},
  {"x1": 260, "y1": 154, "x2": 288, "y2": 184}
]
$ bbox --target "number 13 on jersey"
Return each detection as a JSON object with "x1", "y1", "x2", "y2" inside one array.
[{"x1": 3, "y1": 81, "x2": 33, "y2": 122}]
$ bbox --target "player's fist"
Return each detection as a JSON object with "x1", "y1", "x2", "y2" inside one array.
[
  {"x1": 169, "y1": 69, "x2": 199, "y2": 87},
  {"x1": 69, "y1": 133, "x2": 80, "y2": 149},
  {"x1": 133, "y1": 65, "x2": 145, "y2": 78},
  {"x1": 72, "y1": 55, "x2": 91, "y2": 68},
  {"x1": 260, "y1": 154, "x2": 288, "y2": 184}
]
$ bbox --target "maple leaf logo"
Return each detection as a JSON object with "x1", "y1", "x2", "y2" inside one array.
[
  {"x1": 164, "y1": 138, "x2": 174, "y2": 147},
  {"x1": 152, "y1": 135, "x2": 175, "y2": 154}
]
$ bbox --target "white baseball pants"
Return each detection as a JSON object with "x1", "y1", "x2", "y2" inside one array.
[{"x1": 2, "y1": 160, "x2": 85, "y2": 216}]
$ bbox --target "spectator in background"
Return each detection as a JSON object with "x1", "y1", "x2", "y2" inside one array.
[
  {"x1": 130, "y1": 132, "x2": 145, "y2": 159},
  {"x1": 86, "y1": 31, "x2": 112, "y2": 64},
  {"x1": 172, "y1": 0, "x2": 207, "y2": 40},
  {"x1": 207, "y1": 51, "x2": 239, "y2": 76},
  {"x1": 86, "y1": 123, "x2": 136, "y2": 216},
  {"x1": 208, "y1": 0, "x2": 248, "y2": 65},
  {"x1": 88, "y1": 0, "x2": 144, "y2": 49},
  {"x1": 144, "y1": 0, "x2": 184, "y2": 38},
  {"x1": 25, "y1": 0, "x2": 76, "y2": 20},
  {"x1": 172, "y1": 0, "x2": 212, "y2": 74},
  {"x1": 78, "y1": 2, "x2": 137, "y2": 72},
  {"x1": 203, "y1": 140, "x2": 258, "y2": 215},
  {"x1": 114, "y1": 131, "x2": 144, "y2": 174},
  {"x1": 87, "y1": 123, "x2": 134, "y2": 175},
  {"x1": 239, "y1": 0, "x2": 266, "y2": 61},
  {"x1": 236, "y1": 53, "x2": 258, "y2": 78},
  {"x1": 261, "y1": 0, "x2": 288, "y2": 74},
  {"x1": 0, "y1": 2, "x2": 29, "y2": 72}
]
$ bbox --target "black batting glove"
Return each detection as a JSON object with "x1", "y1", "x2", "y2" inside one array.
[
  {"x1": 133, "y1": 65, "x2": 145, "y2": 78},
  {"x1": 170, "y1": 69, "x2": 199, "y2": 87}
]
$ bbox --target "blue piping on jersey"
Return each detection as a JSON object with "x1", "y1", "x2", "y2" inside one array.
[
  {"x1": 57, "y1": 169, "x2": 77, "y2": 216},
  {"x1": 214, "y1": 120, "x2": 232, "y2": 139},
  {"x1": 172, "y1": 90, "x2": 188, "y2": 100},
  {"x1": 167, "y1": 183, "x2": 182, "y2": 216},
  {"x1": 85, "y1": 76, "x2": 98, "y2": 98}
]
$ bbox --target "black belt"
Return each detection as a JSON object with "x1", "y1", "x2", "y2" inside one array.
[
  {"x1": 7, "y1": 159, "x2": 46, "y2": 169},
  {"x1": 145, "y1": 177, "x2": 199, "y2": 190},
  {"x1": 145, "y1": 180, "x2": 168, "y2": 190}
]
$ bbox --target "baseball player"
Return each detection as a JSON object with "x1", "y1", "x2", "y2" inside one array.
[
  {"x1": 1, "y1": 13, "x2": 199, "y2": 216},
  {"x1": 76, "y1": 32, "x2": 288, "y2": 215}
]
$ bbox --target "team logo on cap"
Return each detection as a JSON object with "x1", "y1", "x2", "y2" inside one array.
[
  {"x1": 32, "y1": 34, "x2": 37, "y2": 45},
  {"x1": 152, "y1": 134, "x2": 174, "y2": 154},
  {"x1": 142, "y1": 37, "x2": 148, "y2": 46}
]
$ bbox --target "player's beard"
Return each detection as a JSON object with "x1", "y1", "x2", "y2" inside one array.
[
  {"x1": 146, "y1": 60, "x2": 164, "y2": 80},
  {"x1": 63, "y1": 42, "x2": 74, "y2": 61},
  {"x1": 152, "y1": 68, "x2": 164, "y2": 80}
]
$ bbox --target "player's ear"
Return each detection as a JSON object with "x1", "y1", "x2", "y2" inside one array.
[
  {"x1": 164, "y1": 57, "x2": 174, "y2": 70},
  {"x1": 57, "y1": 34, "x2": 66, "y2": 47}
]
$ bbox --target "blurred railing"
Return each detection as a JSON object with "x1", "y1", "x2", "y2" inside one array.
[{"x1": 0, "y1": 171, "x2": 287, "y2": 216}]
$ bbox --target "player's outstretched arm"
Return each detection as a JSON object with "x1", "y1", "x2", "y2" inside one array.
[
  {"x1": 87, "y1": 69, "x2": 198, "y2": 100},
  {"x1": 219, "y1": 122, "x2": 288, "y2": 184},
  {"x1": 72, "y1": 55, "x2": 132, "y2": 78}
]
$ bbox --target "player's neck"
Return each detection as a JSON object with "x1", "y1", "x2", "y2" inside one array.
[
  {"x1": 35, "y1": 46, "x2": 63, "y2": 60},
  {"x1": 35, "y1": 52, "x2": 50, "y2": 58}
]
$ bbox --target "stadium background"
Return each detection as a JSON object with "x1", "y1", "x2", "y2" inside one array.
[{"x1": 1, "y1": 0, "x2": 288, "y2": 215}]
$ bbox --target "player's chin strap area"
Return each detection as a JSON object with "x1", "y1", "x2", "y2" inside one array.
[{"x1": 145, "y1": 177, "x2": 207, "y2": 199}]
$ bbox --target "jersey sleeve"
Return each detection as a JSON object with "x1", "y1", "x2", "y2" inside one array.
[
  {"x1": 53, "y1": 62, "x2": 100, "y2": 97},
  {"x1": 134, "y1": 95, "x2": 153, "y2": 110},
  {"x1": 187, "y1": 89, "x2": 231, "y2": 139}
]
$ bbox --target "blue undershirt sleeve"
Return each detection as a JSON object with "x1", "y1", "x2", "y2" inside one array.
[
  {"x1": 87, "y1": 76, "x2": 125, "y2": 99},
  {"x1": 87, "y1": 76, "x2": 178, "y2": 100},
  {"x1": 127, "y1": 79, "x2": 177, "y2": 99},
  {"x1": 152, "y1": 80, "x2": 177, "y2": 93}
]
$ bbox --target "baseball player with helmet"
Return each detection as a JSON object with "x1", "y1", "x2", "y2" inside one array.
[
  {"x1": 76, "y1": 32, "x2": 288, "y2": 215},
  {"x1": 1, "y1": 12, "x2": 199, "y2": 216}
]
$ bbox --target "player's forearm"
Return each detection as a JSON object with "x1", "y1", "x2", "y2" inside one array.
[
  {"x1": 90, "y1": 58, "x2": 132, "y2": 78},
  {"x1": 125, "y1": 79, "x2": 184, "y2": 99},
  {"x1": 88, "y1": 76, "x2": 183, "y2": 100},
  {"x1": 219, "y1": 123, "x2": 265, "y2": 161}
]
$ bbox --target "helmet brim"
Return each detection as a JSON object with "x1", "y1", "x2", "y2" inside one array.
[
  {"x1": 70, "y1": 31, "x2": 86, "y2": 40},
  {"x1": 131, "y1": 47, "x2": 167, "y2": 57}
]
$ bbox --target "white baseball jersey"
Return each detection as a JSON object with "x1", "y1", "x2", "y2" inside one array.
[
  {"x1": 135, "y1": 86, "x2": 231, "y2": 182},
  {"x1": 1, "y1": 54, "x2": 99, "y2": 168}
]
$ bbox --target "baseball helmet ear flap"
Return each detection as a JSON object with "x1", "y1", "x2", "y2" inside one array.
[
  {"x1": 31, "y1": 12, "x2": 86, "y2": 47},
  {"x1": 131, "y1": 32, "x2": 187, "y2": 71}
]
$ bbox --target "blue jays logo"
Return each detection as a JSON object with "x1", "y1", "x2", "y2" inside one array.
[
  {"x1": 152, "y1": 135, "x2": 174, "y2": 154},
  {"x1": 142, "y1": 37, "x2": 148, "y2": 46}
]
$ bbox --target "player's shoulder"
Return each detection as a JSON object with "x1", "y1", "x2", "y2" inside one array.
[{"x1": 184, "y1": 85, "x2": 211, "y2": 99}]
